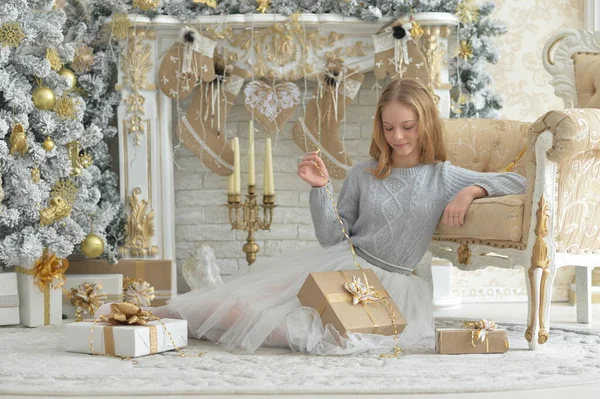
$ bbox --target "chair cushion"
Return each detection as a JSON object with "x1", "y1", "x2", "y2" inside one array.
[
  {"x1": 434, "y1": 194, "x2": 525, "y2": 242},
  {"x1": 573, "y1": 53, "x2": 600, "y2": 108}
]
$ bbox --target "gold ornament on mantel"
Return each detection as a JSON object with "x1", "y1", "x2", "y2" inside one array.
[
  {"x1": 39, "y1": 179, "x2": 78, "y2": 226},
  {"x1": 46, "y1": 48, "x2": 63, "y2": 71},
  {"x1": 31, "y1": 167, "x2": 41, "y2": 183},
  {"x1": 9, "y1": 123, "x2": 28, "y2": 156},
  {"x1": 71, "y1": 45, "x2": 94, "y2": 74},
  {"x1": 32, "y1": 86, "x2": 56, "y2": 110},
  {"x1": 81, "y1": 232, "x2": 105, "y2": 258},
  {"x1": 132, "y1": 0, "x2": 160, "y2": 11},
  {"x1": 0, "y1": 21, "x2": 25, "y2": 48},
  {"x1": 57, "y1": 68, "x2": 76, "y2": 88},
  {"x1": 43, "y1": 136, "x2": 55, "y2": 152},
  {"x1": 122, "y1": 187, "x2": 159, "y2": 258},
  {"x1": 256, "y1": 0, "x2": 269, "y2": 13},
  {"x1": 193, "y1": 0, "x2": 217, "y2": 8},
  {"x1": 455, "y1": 0, "x2": 480, "y2": 25}
]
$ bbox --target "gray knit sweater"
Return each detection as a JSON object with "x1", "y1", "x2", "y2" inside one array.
[{"x1": 309, "y1": 160, "x2": 526, "y2": 274}]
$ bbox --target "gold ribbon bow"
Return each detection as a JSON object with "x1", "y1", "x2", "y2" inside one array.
[
  {"x1": 462, "y1": 319, "x2": 497, "y2": 346},
  {"x1": 99, "y1": 302, "x2": 158, "y2": 326},
  {"x1": 70, "y1": 283, "x2": 106, "y2": 322},
  {"x1": 343, "y1": 275, "x2": 379, "y2": 305}
]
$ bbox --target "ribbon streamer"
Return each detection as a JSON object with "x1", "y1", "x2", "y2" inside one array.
[{"x1": 462, "y1": 319, "x2": 497, "y2": 346}]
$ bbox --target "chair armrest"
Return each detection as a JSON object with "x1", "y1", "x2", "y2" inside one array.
[{"x1": 530, "y1": 109, "x2": 600, "y2": 163}]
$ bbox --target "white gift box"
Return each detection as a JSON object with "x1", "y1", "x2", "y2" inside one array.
[
  {"x1": 65, "y1": 318, "x2": 188, "y2": 358},
  {"x1": 0, "y1": 273, "x2": 20, "y2": 326},
  {"x1": 63, "y1": 274, "x2": 123, "y2": 320},
  {"x1": 16, "y1": 268, "x2": 62, "y2": 327}
]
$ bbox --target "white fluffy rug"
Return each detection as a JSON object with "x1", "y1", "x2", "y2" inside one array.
[{"x1": 1, "y1": 320, "x2": 600, "y2": 395}]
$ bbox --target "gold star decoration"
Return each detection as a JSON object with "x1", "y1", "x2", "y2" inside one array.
[
  {"x1": 455, "y1": 0, "x2": 480, "y2": 25},
  {"x1": 0, "y1": 21, "x2": 25, "y2": 48},
  {"x1": 193, "y1": 0, "x2": 217, "y2": 8},
  {"x1": 133, "y1": 0, "x2": 160, "y2": 11},
  {"x1": 71, "y1": 45, "x2": 94, "y2": 74},
  {"x1": 53, "y1": 96, "x2": 78, "y2": 119},
  {"x1": 110, "y1": 13, "x2": 131, "y2": 40},
  {"x1": 256, "y1": 0, "x2": 270, "y2": 13},
  {"x1": 46, "y1": 48, "x2": 63, "y2": 71},
  {"x1": 458, "y1": 40, "x2": 474, "y2": 59}
]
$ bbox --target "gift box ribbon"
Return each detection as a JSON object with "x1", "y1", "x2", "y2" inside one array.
[{"x1": 103, "y1": 323, "x2": 158, "y2": 356}]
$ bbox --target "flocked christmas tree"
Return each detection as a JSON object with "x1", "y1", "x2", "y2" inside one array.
[{"x1": 0, "y1": 0, "x2": 124, "y2": 269}]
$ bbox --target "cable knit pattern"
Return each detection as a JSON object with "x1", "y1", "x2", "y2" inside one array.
[{"x1": 309, "y1": 160, "x2": 526, "y2": 274}]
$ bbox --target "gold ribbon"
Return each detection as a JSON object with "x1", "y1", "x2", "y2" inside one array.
[
  {"x1": 15, "y1": 249, "x2": 69, "y2": 325},
  {"x1": 102, "y1": 324, "x2": 158, "y2": 356},
  {"x1": 462, "y1": 319, "x2": 497, "y2": 352}
]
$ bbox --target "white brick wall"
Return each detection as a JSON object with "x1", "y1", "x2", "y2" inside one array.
[{"x1": 173, "y1": 73, "x2": 379, "y2": 292}]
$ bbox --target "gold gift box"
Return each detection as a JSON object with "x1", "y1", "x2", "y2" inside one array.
[
  {"x1": 435, "y1": 328, "x2": 509, "y2": 354},
  {"x1": 297, "y1": 269, "x2": 406, "y2": 337},
  {"x1": 66, "y1": 259, "x2": 173, "y2": 306}
]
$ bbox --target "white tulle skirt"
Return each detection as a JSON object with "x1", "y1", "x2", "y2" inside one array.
[{"x1": 165, "y1": 241, "x2": 434, "y2": 356}]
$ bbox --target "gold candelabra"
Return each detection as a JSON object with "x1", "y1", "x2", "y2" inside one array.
[{"x1": 226, "y1": 185, "x2": 276, "y2": 265}]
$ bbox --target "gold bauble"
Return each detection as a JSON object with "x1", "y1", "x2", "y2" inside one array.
[
  {"x1": 43, "y1": 136, "x2": 55, "y2": 151},
  {"x1": 57, "y1": 68, "x2": 76, "y2": 88},
  {"x1": 81, "y1": 233, "x2": 105, "y2": 258},
  {"x1": 32, "y1": 86, "x2": 56, "y2": 110}
]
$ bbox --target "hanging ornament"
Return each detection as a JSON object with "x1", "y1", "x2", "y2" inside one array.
[
  {"x1": 123, "y1": 277, "x2": 155, "y2": 307},
  {"x1": 80, "y1": 232, "x2": 105, "y2": 258},
  {"x1": 244, "y1": 80, "x2": 301, "y2": 135},
  {"x1": 53, "y1": 96, "x2": 77, "y2": 119},
  {"x1": 43, "y1": 136, "x2": 55, "y2": 152},
  {"x1": 256, "y1": 0, "x2": 270, "y2": 13},
  {"x1": 40, "y1": 179, "x2": 78, "y2": 226},
  {"x1": 132, "y1": 0, "x2": 160, "y2": 11},
  {"x1": 32, "y1": 86, "x2": 56, "y2": 110},
  {"x1": 57, "y1": 68, "x2": 76, "y2": 88},
  {"x1": 192, "y1": 0, "x2": 217, "y2": 8},
  {"x1": 79, "y1": 149, "x2": 93, "y2": 169},
  {"x1": 0, "y1": 21, "x2": 25, "y2": 48},
  {"x1": 9, "y1": 123, "x2": 28, "y2": 156},
  {"x1": 46, "y1": 48, "x2": 63, "y2": 71},
  {"x1": 31, "y1": 166, "x2": 40, "y2": 183},
  {"x1": 456, "y1": 0, "x2": 480, "y2": 25},
  {"x1": 67, "y1": 141, "x2": 83, "y2": 176},
  {"x1": 71, "y1": 45, "x2": 94, "y2": 74},
  {"x1": 458, "y1": 40, "x2": 474, "y2": 59}
]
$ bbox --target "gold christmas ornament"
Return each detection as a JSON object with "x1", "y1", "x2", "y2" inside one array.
[
  {"x1": 71, "y1": 45, "x2": 94, "y2": 74},
  {"x1": 9, "y1": 123, "x2": 28, "y2": 156},
  {"x1": 40, "y1": 179, "x2": 78, "y2": 226},
  {"x1": 66, "y1": 141, "x2": 83, "y2": 176},
  {"x1": 133, "y1": 0, "x2": 160, "y2": 10},
  {"x1": 57, "y1": 68, "x2": 76, "y2": 88},
  {"x1": 256, "y1": 0, "x2": 269, "y2": 13},
  {"x1": 31, "y1": 167, "x2": 40, "y2": 183},
  {"x1": 70, "y1": 282, "x2": 106, "y2": 321},
  {"x1": 123, "y1": 277, "x2": 155, "y2": 307},
  {"x1": 458, "y1": 40, "x2": 474, "y2": 59},
  {"x1": 456, "y1": 0, "x2": 480, "y2": 25},
  {"x1": 409, "y1": 20, "x2": 424, "y2": 40},
  {"x1": 110, "y1": 13, "x2": 131, "y2": 40},
  {"x1": 0, "y1": 21, "x2": 25, "y2": 48},
  {"x1": 193, "y1": 0, "x2": 217, "y2": 8},
  {"x1": 53, "y1": 96, "x2": 78, "y2": 119},
  {"x1": 79, "y1": 150, "x2": 93, "y2": 168},
  {"x1": 32, "y1": 86, "x2": 56, "y2": 110},
  {"x1": 43, "y1": 136, "x2": 55, "y2": 152},
  {"x1": 46, "y1": 48, "x2": 63, "y2": 71},
  {"x1": 81, "y1": 232, "x2": 105, "y2": 258}
]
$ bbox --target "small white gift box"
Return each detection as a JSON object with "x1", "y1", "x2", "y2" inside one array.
[
  {"x1": 65, "y1": 318, "x2": 188, "y2": 358},
  {"x1": 63, "y1": 274, "x2": 123, "y2": 320},
  {"x1": 16, "y1": 261, "x2": 63, "y2": 328},
  {"x1": 0, "y1": 273, "x2": 20, "y2": 326}
]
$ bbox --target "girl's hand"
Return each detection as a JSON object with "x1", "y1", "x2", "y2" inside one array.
[
  {"x1": 442, "y1": 189, "x2": 477, "y2": 227},
  {"x1": 297, "y1": 151, "x2": 330, "y2": 187}
]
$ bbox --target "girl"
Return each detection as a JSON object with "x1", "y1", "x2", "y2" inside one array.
[{"x1": 101, "y1": 78, "x2": 526, "y2": 355}]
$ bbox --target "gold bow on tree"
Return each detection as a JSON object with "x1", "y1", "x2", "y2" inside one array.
[
  {"x1": 32, "y1": 248, "x2": 69, "y2": 292},
  {"x1": 99, "y1": 303, "x2": 158, "y2": 326},
  {"x1": 343, "y1": 275, "x2": 379, "y2": 305},
  {"x1": 70, "y1": 282, "x2": 106, "y2": 321},
  {"x1": 462, "y1": 319, "x2": 497, "y2": 345}
]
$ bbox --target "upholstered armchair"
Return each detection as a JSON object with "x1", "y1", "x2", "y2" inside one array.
[{"x1": 426, "y1": 28, "x2": 600, "y2": 350}]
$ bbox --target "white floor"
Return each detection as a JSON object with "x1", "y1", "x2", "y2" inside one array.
[{"x1": 2, "y1": 302, "x2": 600, "y2": 399}]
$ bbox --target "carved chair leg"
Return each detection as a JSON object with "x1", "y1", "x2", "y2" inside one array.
[
  {"x1": 525, "y1": 266, "x2": 539, "y2": 347},
  {"x1": 538, "y1": 266, "x2": 555, "y2": 345}
]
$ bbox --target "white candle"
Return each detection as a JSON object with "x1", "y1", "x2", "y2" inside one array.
[
  {"x1": 233, "y1": 137, "x2": 241, "y2": 195},
  {"x1": 264, "y1": 137, "x2": 275, "y2": 195},
  {"x1": 228, "y1": 139, "x2": 235, "y2": 195},
  {"x1": 248, "y1": 120, "x2": 256, "y2": 186}
]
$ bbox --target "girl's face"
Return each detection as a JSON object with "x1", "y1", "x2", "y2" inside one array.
[{"x1": 381, "y1": 101, "x2": 419, "y2": 167}]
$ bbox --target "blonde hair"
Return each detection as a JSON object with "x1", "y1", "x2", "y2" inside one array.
[{"x1": 369, "y1": 78, "x2": 447, "y2": 179}]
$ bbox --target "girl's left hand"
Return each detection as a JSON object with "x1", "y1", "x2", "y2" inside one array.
[{"x1": 442, "y1": 190, "x2": 475, "y2": 227}]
